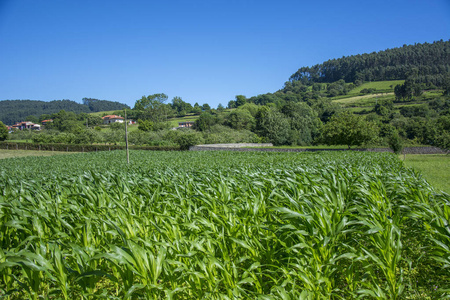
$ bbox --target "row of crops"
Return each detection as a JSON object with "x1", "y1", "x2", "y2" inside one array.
[{"x1": 0, "y1": 151, "x2": 449, "y2": 299}]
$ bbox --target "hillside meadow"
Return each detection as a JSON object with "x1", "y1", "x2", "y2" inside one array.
[{"x1": 0, "y1": 150, "x2": 449, "y2": 299}]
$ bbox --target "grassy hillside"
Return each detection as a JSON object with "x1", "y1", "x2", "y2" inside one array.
[
  {"x1": 89, "y1": 110, "x2": 118, "y2": 117},
  {"x1": 331, "y1": 80, "x2": 443, "y2": 114},
  {"x1": 168, "y1": 115, "x2": 200, "y2": 127},
  {"x1": 348, "y1": 80, "x2": 404, "y2": 95}
]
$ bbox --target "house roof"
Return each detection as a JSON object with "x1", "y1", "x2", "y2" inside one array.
[
  {"x1": 41, "y1": 119, "x2": 53, "y2": 123},
  {"x1": 13, "y1": 121, "x2": 35, "y2": 126},
  {"x1": 102, "y1": 115, "x2": 124, "y2": 120}
]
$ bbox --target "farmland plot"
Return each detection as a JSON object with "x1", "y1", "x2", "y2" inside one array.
[{"x1": 0, "y1": 151, "x2": 448, "y2": 299}]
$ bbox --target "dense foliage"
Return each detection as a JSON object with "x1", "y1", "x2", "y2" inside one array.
[
  {"x1": 4, "y1": 41, "x2": 450, "y2": 149},
  {"x1": 0, "y1": 151, "x2": 448, "y2": 299},
  {"x1": 0, "y1": 122, "x2": 8, "y2": 141},
  {"x1": 289, "y1": 40, "x2": 450, "y2": 85},
  {"x1": 82, "y1": 98, "x2": 130, "y2": 112},
  {"x1": 0, "y1": 99, "x2": 129, "y2": 125}
]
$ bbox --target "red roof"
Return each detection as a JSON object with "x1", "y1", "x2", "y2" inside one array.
[{"x1": 102, "y1": 115, "x2": 124, "y2": 120}]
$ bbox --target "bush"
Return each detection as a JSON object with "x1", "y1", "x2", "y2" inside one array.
[
  {"x1": 173, "y1": 129, "x2": 204, "y2": 150},
  {"x1": 202, "y1": 125, "x2": 259, "y2": 144},
  {"x1": 360, "y1": 88, "x2": 376, "y2": 94},
  {"x1": 433, "y1": 131, "x2": 450, "y2": 153},
  {"x1": 387, "y1": 130, "x2": 404, "y2": 154}
]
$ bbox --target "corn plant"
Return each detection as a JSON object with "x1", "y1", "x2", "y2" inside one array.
[{"x1": 0, "y1": 151, "x2": 448, "y2": 299}]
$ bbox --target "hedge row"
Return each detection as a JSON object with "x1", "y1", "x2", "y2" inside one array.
[{"x1": 0, "y1": 142, "x2": 180, "y2": 152}]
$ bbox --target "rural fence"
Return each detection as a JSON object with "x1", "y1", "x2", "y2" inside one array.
[
  {"x1": 0, "y1": 142, "x2": 180, "y2": 152},
  {"x1": 0, "y1": 142, "x2": 445, "y2": 154}
]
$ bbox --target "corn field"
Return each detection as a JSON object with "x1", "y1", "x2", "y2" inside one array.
[{"x1": 0, "y1": 151, "x2": 448, "y2": 299}]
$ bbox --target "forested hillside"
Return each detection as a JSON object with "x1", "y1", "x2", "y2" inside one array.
[
  {"x1": 289, "y1": 39, "x2": 450, "y2": 85},
  {"x1": 4, "y1": 40, "x2": 450, "y2": 152},
  {"x1": 0, "y1": 98, "x2": 129, "y2": 125}
]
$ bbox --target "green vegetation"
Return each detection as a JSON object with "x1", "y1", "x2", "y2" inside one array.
[
  {"x1": 0, "y1": 99, "x2": 129, "y2": 125},
  {"x1": 4, "y1": 40, "x2": 450, "y2": 150},
  {"x1": 0, "y1": 151, "x2": 448, "y2": 299},
  {"x1": 320, "y1": 111, "x2": 377, "y2": 149},
  {"x1": 0, "y1": 149, "x2": 79, "y2": 159},
  {"x1": 88, "y1": 110, "x2": 117, "y2": 117},
  {"x1": 290, "y1": 40, "x2": 449, "y2": 84},
  {"x1": 0, "y1": 121, "x2": 7, "y2": 141},
  {"x1": 348, "y1": 80, "x2": 405, "y2": 95},
  {"x1": 246, "y1": 144, "x2": 351, "y2": 149},
  {"x1": 403, "y1": 154, "x2": 450, "y2": 193},
  {"x1": 168, "y1": 114, "x2": 199, "y2": 127}
]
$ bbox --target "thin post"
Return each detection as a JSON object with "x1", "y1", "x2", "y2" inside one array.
[{"x1": 125, "y1": 109, "x2": 130, "y2": 164}]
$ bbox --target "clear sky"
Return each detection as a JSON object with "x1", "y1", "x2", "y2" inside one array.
[{"x1": 0, "y1": 0, "x2": 449, "y2": 109}]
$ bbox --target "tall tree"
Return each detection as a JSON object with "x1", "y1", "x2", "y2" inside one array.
[
  {"x1": 0, "y1": 121, "x2": 8, "y2": 141},
  {"x1": 133, "y1": 94, "x2": 174, "y2": 123},
  {"x1": 321, "y1": 111, "x2": 378, "y2": 149},
  {"x1": 226, "y1": 109, "x2": 254, "y2": 130},
  {"x1": 281, "y1": 102, "x2": 322, "y2": 145},
  {"x1": 255, "y1": 106, "x2": 291, "y2": 145},
  {"x1": 235, "y1": 95, "x2": 247, "y2": 107}
]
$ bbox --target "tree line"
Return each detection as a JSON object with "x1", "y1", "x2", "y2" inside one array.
[
  {"x1": 2, "y1": 40, "x2": 450, "y2": 151},
  {"x1": 289, "y1": 40, "x2": 450, "y2": 85},
  {"x1": 0, "y1": 99, "x2": 129, "y2": 125}
]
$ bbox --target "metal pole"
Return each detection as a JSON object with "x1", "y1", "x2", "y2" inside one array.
[{"x1": 125, "y1": 109, "x2": 130, "y2": 164}]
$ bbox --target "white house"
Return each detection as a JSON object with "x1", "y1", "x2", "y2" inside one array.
[
  {"x1": 178, "y1": 121, "x2": 195, "y2": 128},
  {"x1": 102, "y1": 115, "x2": 124, "y2": 124},
  {"x1": 12, "y1": 121, "x2": 41, "y2": 130}
]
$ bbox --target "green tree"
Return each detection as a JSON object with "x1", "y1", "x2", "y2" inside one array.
[
  {"x1": 387, "y1": 130, "x2": 404, "y2": 155},
  {"x1": 227, "y1": 100, "x2": 236, "y2": 109},
  {"x1": 138, "y1": 119, "x2": 154, "y2": 132},
  {"x1": 0, "y1": 121, "x2": 8, "y2": 141},
  {"x1": 281, "y1": 102, "x2": 322, "y2": 145},
  {"x1": 217, "y1": 103, "x2": 225, "y2": 112},
  {"x1": 321, "y1": 111, "x2": 378, "y2": 149},
  {"x1": 255, "y1": 107, "x2": 291, "y2": 145},
  {"x1": 239, "y1": 103, "x2": 259, "y2": 117},
  {"x1": 25, "y1": 115, "x2": 39, "y2": 123},
  {"x1": 235, "y1": 95, "x2": 247, "y2": 107},
  {"x1": 434, "y1": 131, "x2": 450, "y2": 153},
  {"x1": 171, "y1": 96, "x2": 193, "y2": 116},
  {"x1": 110, "y1": 122, "x2": 125, "y2": 131},
  {"x1": 86, "y1": 115, "x2": 103, "y2": 127},
  {"x1": 134, "y1": 93, "x2": 168, "y2": 111},
  {"x1": 174, "y1": 129, "x2": 204, "y2": 150},
  {"x1": 195, "y1": 113, "x2": 217, "y2": 131},
  {"x1": 134, "y1": 94, "x2": 174, "y2": 123},
  {"x1": 443, "y1": 75, "x2": 450, "y2": 96},
  {"x1": 226, "y1": 109, "x2": 254, "y2": 130},
  {"x1": 374, "y1": 100, "x2": 394, "y2": 118},
  {"x1": 201, "y1": 103, "x2": 211, "y2": 111}
]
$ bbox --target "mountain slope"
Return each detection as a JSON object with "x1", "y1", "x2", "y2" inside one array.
[{"x1": 289, "y1": 40, "x2": 450, "y2": 85}]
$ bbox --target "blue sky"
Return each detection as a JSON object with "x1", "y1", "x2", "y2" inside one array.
[{"x1": 0, "y1": 0, "x2": 449, "y2": 108}]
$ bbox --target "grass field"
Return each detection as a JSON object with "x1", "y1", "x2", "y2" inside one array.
[
  {"x1": 168, "y1": 114, "x2": 200, "y2": 127},
  {"x1": 0, "y1": 150, "x2": 448, "y2": 299},
  {"x1": 333, "y1": 93, "x2": 394, "y2": 105},
  {"x1": 0, "y1": 149, "x2": 79, "y2": 159},
  {"x1": 403, "y1": 154, "x2": 450, "y2": 194},
  {"x1": 88, "y1": 110, "x2": 117, "y2": 117},
  {"x1": 331, "y1": 80, "x2": 442, "y2": 115},
  {"x1": 6, "y1": 139, "x2": 33, "y2": 143},
  {"x1": 348, "y1": 80, "x2": 404, "y2": 95}
]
